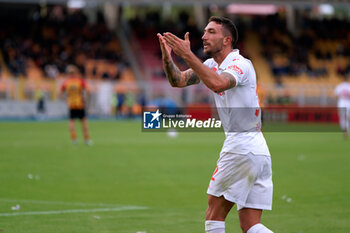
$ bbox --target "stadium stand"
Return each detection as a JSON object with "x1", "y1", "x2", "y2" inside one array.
[
  {"x1": 250, "y1": 14, "x2": 350, "y2": 106},
  {"x1": 127, "y1": 9, "x2": 350, "y2": 106},
  {"x1": 0, "y1": 4, "x2": 143, "y2": 118},
  {"x1": 1, "y1": 3, "x2": 350, "y2": 118},
  {"x1": 0, "y1": 5, "x2": 127, "y2": 80}
]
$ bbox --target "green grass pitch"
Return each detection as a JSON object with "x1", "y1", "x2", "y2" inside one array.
[{"x1": 0, "y1": 121, "x2": 349, "y2": 233}]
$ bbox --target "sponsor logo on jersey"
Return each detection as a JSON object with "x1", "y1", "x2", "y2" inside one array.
[{"x1": 227, "y1": 65, "x2": 243, "y2": 74}]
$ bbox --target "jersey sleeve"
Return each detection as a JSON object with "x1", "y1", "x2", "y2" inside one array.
[{"x1": 222, "y1": 60, "x2": 249, "y2": 86}]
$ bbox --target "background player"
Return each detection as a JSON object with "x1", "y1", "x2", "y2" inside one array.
[
  {"x1": 60, "y1": 65, "x2": 92, "y2": 145},
  {"x1": 335, "y1": 76, "x2": 350, "y2": 139},
  {"x1": 158, "y1": 16, "x2": 273, "y2": 233}
]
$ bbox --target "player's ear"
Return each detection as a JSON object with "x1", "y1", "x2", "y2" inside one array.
[{"x1": 224, "y1": 36, "x2": 232, "y2": 46}]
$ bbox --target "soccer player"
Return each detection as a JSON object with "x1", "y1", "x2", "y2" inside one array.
[
  {"x1": 158, "y1": 16, "x2": 273, "y2": 233},
  {"x1": 60, "y1": 65, "x2": 92, "y2": 145},
  {"x1": 334, "y1": 76, "x2": 350, "y2": 139}
]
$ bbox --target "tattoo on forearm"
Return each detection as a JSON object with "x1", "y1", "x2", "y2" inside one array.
[
  {"x1": 184, "y1": 70, "x2": 200, "y2": 86},
  {"x1": 222, "y1": 73, "x2": 236, "y2": 90},
  {"x1": 164, "y1": 60, "x2": 181, "y2": 86}
]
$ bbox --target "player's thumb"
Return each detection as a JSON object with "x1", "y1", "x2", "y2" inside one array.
[{"x1": 184, "y1": 32, "x2": 189, "y2": 41}]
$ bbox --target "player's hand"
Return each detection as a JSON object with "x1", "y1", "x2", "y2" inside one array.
[
  {"x1": 157, "y1": 33, "x2": 172, "y2": 63},
  {"x1": 163, "y1": 32, "x2": 191, "y2": 59}
]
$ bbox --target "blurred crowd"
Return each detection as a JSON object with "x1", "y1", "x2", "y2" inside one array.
[
  {"x1": 1, "y1": 4, "x2": 350, "y2": 111},
  {"x1": 0, "y1": 5, "x2": 127, "y2": 80},
  {"x1": 257, "y1": 14, "x2": 350, "y2": 80}
]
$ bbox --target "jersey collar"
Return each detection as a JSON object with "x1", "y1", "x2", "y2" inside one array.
[{"x1": 218, "y1": 49, "x2": 240, "y2": 70}]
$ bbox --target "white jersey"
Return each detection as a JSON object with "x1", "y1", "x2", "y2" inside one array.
[
  {"x1": 334, "y1": 82, "x2": 350, "y2": 108},
  {"x1": 203, "y1": 49, "x2": 270, "y2": 156}
]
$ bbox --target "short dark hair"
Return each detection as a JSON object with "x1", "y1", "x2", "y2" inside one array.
[
  {"x1": 209, "y1": 16, "x2": 238, "y2": 48},
  {"x1": 66, "y1": 64, "x2": 80, "y2": 75}
]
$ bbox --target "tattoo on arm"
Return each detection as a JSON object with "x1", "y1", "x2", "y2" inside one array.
[
  {"x1": 217, "y1": 73, "x2": 236, "y2": 92},
  {"x1": 164, "y1": 60, "x2": 181, "y2": 87},
  {"x1": 183, "y1": 70, "x2": 200, "y2": 86}
]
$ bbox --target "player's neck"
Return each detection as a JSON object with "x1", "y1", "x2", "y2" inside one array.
[{"x1": 212, "y1": 48, "x2": 232, "y2": 67}]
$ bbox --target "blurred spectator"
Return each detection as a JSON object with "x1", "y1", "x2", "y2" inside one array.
[
  {"x1": 44, "y1": 64, "x2": 59, "y2": 79},
  {"x1": 35, "y1": 89, "x2": 46, "y2": 120},
  {"x1": 337, "y1": 61, "x2": 350, "y2": 79}
]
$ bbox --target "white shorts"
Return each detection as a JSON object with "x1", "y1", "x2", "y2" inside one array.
[{"x1": 207, "y1": 152, "x2": 273, "y2": 211}]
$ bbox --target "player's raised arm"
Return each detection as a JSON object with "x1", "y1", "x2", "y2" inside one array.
[
  {"x1": 157, "y1": 33, "x2": 200, "y2": 88},
  {"x1": 162, "y1": 32, "x2": 236, "y2": 93}
]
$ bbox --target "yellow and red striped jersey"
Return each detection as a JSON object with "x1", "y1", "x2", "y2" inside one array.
[{"x1": 61, "y1": 77, "x2": 87, "y2": 110}]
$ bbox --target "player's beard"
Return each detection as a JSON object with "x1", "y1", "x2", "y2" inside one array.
[{"x1": 203, "y1": 40, "x2": 224, "y2": 57}]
